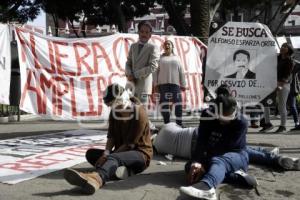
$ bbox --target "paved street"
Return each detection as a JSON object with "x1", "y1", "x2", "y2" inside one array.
[{"x1": 0, "y1": 115, "x2": 299, "y2": 200}]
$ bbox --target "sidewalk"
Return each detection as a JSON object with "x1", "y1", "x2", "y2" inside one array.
[{"x1": 0, "y1": 117, "x2": 299, "y2": 200}]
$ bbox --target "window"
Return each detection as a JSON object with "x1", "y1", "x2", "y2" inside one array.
[{"x1": 230, "y1": 13, "x2": 244, "y2": 22}]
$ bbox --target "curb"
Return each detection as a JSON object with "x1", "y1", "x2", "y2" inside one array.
[{"x1": 0, "y1": 114, "x2": 40, "y2": 123}]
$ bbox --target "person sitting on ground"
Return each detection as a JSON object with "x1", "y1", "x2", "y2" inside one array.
[
  {"x1": 153, "y1": 122, "x2": 300, "y2": 171},
  {"x1": 63, "y1": 83, "x2": 153, "y2": 194},
  {"x1": 179, "y1": 94, "x2": 250, "y2": 200}
]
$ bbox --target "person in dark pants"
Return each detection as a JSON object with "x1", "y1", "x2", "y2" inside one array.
[
  {"x1": 63, "y1": 84, "x2": 153, "y2": 194},
  {"x1": 154, "y1": 40, "x2": 186, "y2": 126},
  {"x1": 180, "y1": 95, "x2": 249, "y2": 200}
]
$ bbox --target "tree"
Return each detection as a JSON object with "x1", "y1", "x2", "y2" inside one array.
[
  {"x1": 158, "y1": 0, "x2": 190, "y2": 35},
  {"x1": 0, "y1": 0, "x2": 41, "y2": 23},
  {"x1": 214, "y1": 0, "x2": 300, "y2": 34},
  {"x1": 87, "y1": 0, "x2": 156, "y2": 33},
  {"x1": 190, "y1": 0, "x2": 210, "y2": 44}
]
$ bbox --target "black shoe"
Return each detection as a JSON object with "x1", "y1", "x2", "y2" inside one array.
[
  {"x1": 274, "y1": 126, "x2": 286, "y2": 133},
  {"x1": 259, "y1": 123, "x2": 274, "y2": 132},
  {"x1": 234, "y1": 170, "x2": 258, "y2": 188},
  {"x1": 260, "y1": 118, "x2": 266, "y2": 127},
  {"x1": 290, "y1": 125, "x2": 300, "y2": 131}
]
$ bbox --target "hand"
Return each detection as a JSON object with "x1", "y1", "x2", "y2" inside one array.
[
  {"x1": 114, "y1": 144, "x2": 130, "y2": 153},
  {"x1": 127, "y1": 75, "x2": 135, "y2": 82},
  {"x1": 94, "y1": 155, "x2": 107, "y2": 168},
  {"x1": 153, "y1": 86, "x2": 159, "y2": 93},
  {"x1": 186, "y1": 162, "x2": 206, "y2": 185}
]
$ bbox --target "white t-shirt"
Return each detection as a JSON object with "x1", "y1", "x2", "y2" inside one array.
[{"x1": 153, "y1": 122, "x2": 197, "y2": 158}]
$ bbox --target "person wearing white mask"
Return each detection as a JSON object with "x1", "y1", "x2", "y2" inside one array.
[{"x1": 64, "y1": 84, "x2": 153, "y2": 195}]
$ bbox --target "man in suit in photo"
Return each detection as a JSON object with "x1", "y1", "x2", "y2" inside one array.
[
  {"x1": 125, "y1": 20, "x2": 160, "y2": 104},
  {"x1": 225, "y1": 49, "x2": 256, "y2": 79}
]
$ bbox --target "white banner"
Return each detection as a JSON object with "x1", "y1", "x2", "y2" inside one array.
[
  {"x1": 290, "y1": 36, "x2": 300, "y2": 49},
  {"x1": 205, "y1": 22, "x2": 277, "y2": 105},
  {"x1": 0, "y1": 129, "x2": 106, "y2": 184},
  {"x1": 0, "y1": 24, "x2": 11, "y2": 105},
  {"x1": 15, "y1": 27, "x2": 206, "y2": 120}
]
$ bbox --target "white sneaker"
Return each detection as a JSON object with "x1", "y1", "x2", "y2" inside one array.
[
  {"x1": 278, "y1": 156, "x2": 300, "y2": 170},
  {"x1": 179, "y1": 186, "x2": 217, "y2": 200},
  {"x1": 115, "y1": 166, "x2": 132, "y2": 180},
  {"x1": 269, "y1": 147, "x2": 280, "y2": 156}
]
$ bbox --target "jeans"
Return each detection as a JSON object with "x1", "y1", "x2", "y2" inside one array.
[
  {"x1": 246, "y1": 146, "x2": 279, "y2": 167},
  {"x1": 186, "y1": 151, "x2": 249, "y2": 189},
  {"x1": 277, "y1": 83, "x2": 290, "y2": 126},
  {"x1": 85, "y1": 149, "x2": 146, "y2": 183},
  {"x1": 288, "y1": 93, "x2": 299, "y2": 126},
  {"x1": 158, "y1": 84, "x2": 183, "y2": 126}
]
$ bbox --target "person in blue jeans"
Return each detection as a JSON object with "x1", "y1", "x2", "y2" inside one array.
[
  {"x1": 152, "y1": 122, "x2": 300, "y2": 171},
  {"x1": 180, "y1": 95, "x2": 249, "y2": 200}
]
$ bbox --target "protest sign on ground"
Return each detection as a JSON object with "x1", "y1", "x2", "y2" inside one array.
[{"x1": 0, "y1": 129, "x2": 106, "y2": 184}]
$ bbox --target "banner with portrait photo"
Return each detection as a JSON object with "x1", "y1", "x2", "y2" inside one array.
[{"x1": 204, "y1": 22, "x2": 277, "y2": 106}]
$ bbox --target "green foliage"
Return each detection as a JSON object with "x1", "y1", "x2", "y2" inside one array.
[{"x1": 0, "y1": 0, "x2": 41, "y2": 23}]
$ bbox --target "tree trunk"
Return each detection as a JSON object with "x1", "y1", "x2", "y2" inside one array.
[
  {"x1": 162, "y1": 0, "x2": 190, "y2": 35},
  {"x1": 110, "y1": 0, "x2": 127, "y2": 33},
  {"x1": 232, "y1": 0, "x2": 239, "y2": 21},
  {"x1": 70, "y1": 21, "x2": 79, "y2": 38},
  {"x1": 51, "y1": 14, "x2": 59, "y2": 36},
  {"x1": 190, "y1": 0, "x2": 210, "y2": 44}
]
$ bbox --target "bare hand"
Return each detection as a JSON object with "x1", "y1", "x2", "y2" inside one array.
[
  {"x1": 127, "y1": 75, "x2": 135, "y2": 82},
  {"x1": 186, "y1": 163, "x2": 206, "y2": 185},
  {"x1": 94, "y1": 155, "x2": 107, "y2": 167}
]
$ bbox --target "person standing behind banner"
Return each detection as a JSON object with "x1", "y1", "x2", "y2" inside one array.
[
  {"x1": 288, "y1": 60, "x2": 300, "y2": 131},
  {"x1": 154, "y1": 40, "x2": 186, "y2": 126},
  {"x1": 260, "y1": 43, "x2": 294, "y2": 133},
  {"x1": 125, "y1": 20, "x2": 160, "y2": 105},
  {"x1": 275, "y1": 43, "x2": 294, "y2": 133},
  {"x1": 63, "y1": 84, "x2": 153, "y2": 195}
]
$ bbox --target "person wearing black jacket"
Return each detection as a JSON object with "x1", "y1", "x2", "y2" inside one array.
[{"x1": 180, "y1": 95, "x2": 248, "y2": 200}]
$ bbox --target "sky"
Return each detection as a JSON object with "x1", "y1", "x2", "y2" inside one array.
[{"x1": 26, "y1": 10, "x2": 46, "y2": 32}]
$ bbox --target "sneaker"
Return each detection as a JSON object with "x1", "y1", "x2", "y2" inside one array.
[
  {"x1": 259, "y1": 123, "x2": 274, "y2": 132},
  {"x1": 278, "y1": 156, "x2": 300, "y2": 170},
  {"x1": 234, "y1": 170, "x2": 258, "y2": 188},
  {"x1": 180, "y1": 186, "x2": 217, "y2": 200},
  {"x1": 115, "y1": 166, "x2": 133, "y2": 180},
  {"x1": 64, "y1": 168, "x2": 102, "y2": 194},
  {"x1": 290, "y1": 125, "x2": 300, "y2": 131},
  {"x1": 165, "y1": 154, "x2": 174, "y2": 161},
  {"x1": 269, "y1": 147, "x2": 280, "y2": 156},
  {"x1": 274, "y1": 126, "x2": 287, "y2": 133}
]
